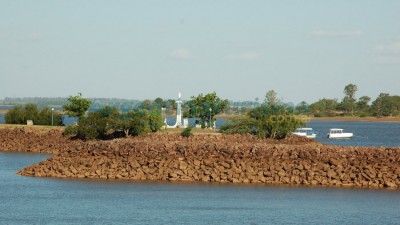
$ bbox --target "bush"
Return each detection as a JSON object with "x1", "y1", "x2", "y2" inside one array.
[
  {"x1": 77, "y1": 111, "x2": 113, "y2": 139},
  {"x1": 221, "y1": 105, "x2": 304, "y2": 139},
  {"x1": 63, "y1": 125, "x2": 78, "y2": 136},
  {"x1": 74, "y1": 107, "x2": 165, "y2": 140},
  {"x1": 5, "y1": 104, "x2": 63, "y2": 126},
  {"x1": 220, "y1": 117, "x2": 257, "y2": 134},
  {"x1": 181, "y1": 126, "x2": 193, "y2": 137}
]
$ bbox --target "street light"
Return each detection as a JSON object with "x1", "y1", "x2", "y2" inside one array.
[
  {"x1": 209, "y1": 108, "x2": 212, "y2": 129},
  {"x1": 51, "y1": 108, "x2": 54, "y2": 126}
]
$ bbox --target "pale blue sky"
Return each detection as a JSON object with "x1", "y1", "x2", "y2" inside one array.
[{"x1": 1, "y1": 0, "x2": 399, "y2": 104}]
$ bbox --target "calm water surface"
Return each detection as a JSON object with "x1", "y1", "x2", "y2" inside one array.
[{"x1": 1, "y1": 152, "x2": 399, "y2": 225}]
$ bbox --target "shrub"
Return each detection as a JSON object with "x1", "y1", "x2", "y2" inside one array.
[
  {"x1": 220, "y1": 117, "x2": 257, "y2": 134},
  {"x1": 181, "y1": 126, "x2": 193, "y2": 137},
  {"x1": 5, "y1": 104, "x2": 63, "y2": 126},
  {"x1": 77, "y1": 111, "x2": 114, "y2": 139},
  {"x1": 221, "y1": 104, "x2": 304, "y2": 139},
  {"x1": 63, "y1": 125, "x2": 78, "y2": 136}
]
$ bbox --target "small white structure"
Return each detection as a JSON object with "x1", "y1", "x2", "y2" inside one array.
[
  {"x1": 327, "y1": 128, "x2": 353, "y2": 139},
  {"x1": 293, "y1": 128, "x2": 317, "y2": 139},
  {"x1": 166, "y1": 92, "x2": 188, "y2": 128}
]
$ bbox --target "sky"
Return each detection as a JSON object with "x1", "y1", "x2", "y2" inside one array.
[{"x1": 1, "y1": 0, "x2": 399, "y2": 104}]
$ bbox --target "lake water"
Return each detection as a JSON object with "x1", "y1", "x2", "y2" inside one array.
[
  {"x1": 0, "y1": 152, "x2": 399, "y2": 225},
  {"x1": 307, "y1": 121, "x2": 400, "y2": 147}
]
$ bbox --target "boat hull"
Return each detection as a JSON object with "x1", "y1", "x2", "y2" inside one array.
[{"x1": 327, "y1": 133, "x2": 353, "y2": 139}]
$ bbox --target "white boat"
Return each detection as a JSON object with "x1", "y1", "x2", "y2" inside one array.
[
  {"x1": 293, "y1": 128, "x2": 317, "y2": 139},
  {"x1": 327, "y1": 128, "x2": 353, "y2": 139}
]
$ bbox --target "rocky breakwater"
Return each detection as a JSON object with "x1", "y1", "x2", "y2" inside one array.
[
  {"x1": 12, "y1": 131, "x2": 400, "y2": 189},
  {"x1": 0, "y1": 126, "x2": 82, "y2": 154}
]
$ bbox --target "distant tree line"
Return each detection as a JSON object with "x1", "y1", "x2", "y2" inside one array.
[{"x1": 308, "y1": 84, "x2": 400, "y2": 117}]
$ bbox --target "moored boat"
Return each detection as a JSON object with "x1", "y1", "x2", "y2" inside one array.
[
  {"x1": 327, "y1": 128, "x2": 353, "y2": 139},
  {"x1": 293, "y1": 128, "x2": 317, "y2": 139}
]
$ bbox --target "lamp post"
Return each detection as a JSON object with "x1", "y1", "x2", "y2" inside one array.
[
  {"x1": 209, "y1": 108, "x2": 212, "y2": 129},
  {"x1": 161, "y1": 107, "x2": 166, "y2": 129},
  {"x1": 51, "y1": 108, "x2": 54, "y2": 126}
]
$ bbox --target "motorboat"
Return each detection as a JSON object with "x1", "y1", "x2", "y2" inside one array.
[
  {"x1": 327, "y1": 128, "x2": 353, "y2": 139},
  {"x1": 293, "y1": 128, "x2": 317, "y2": 139}
]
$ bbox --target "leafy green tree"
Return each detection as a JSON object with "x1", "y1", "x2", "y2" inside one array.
[
  {"x1": 24, "y1": 104, "x2": 39, "y2": 121},
  {"x1": 76, "y1": 107, "x2": 119, "y2": 139},
  {"x1": 295, "y1": 101, "x2": 310, "y2": 115},
  {"x1": 310, "y1": 98, "x2": 338, "y2": 117},
  {"x1": 371, "y1": 94, "x2": 400, "y2": 117},
  {"x1": 130, "y1": 110, "x2": 152, "y2": 136},
  {"x1": 116, "y1": 111, "x2": 135, "y2": 137},
  {"x1": 220, "y1": 116, "x2": 257, "y2": 134},
  {"x1": 356, "y1": 96, "x2": 371, "y2": 116},
  {"x1": 221, "y1": 104, "x2": 304, "y2": 139},
  {"x1": 148, "y1": 108, "x2": 164, "y2": 132},
  {"x1": 153, "y1": 97, "x2": 165, "y2": 108},
  {"x1": 5, "y1": 105, "x2": 25, "y2": 124},
  {"x1": 5, "y1": 104, "x2": 63, "y2": 126},
  {"x1": 264, "y1": 90, "x2": 280, "y2": 107},
  {"x1": 139, "y1": 99, "x2": 152, "y2": 110},
  {"x1": 185, "y1": 92, "x2": 228, "y2": 128},
  {"x1": 63, "y1": 93, "x2": 92, "y2": 121},
  {"x1": 343, "y1": 84, "x2": 358, "y2": 116}
]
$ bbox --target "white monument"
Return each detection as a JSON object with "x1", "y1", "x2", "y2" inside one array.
[{"x1": 166, "y1": 92, "x2": 187, "y2": 128}]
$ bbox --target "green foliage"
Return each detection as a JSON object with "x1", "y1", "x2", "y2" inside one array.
[
  {"x1": 264, "y1": 90, "x2": 280, "y2": 106},
  {"x1": 63, "y1": 93, "x2": 92, "y2": 121},
  {"x1": 75, "y1": 107, "x2": 164, "y2": 139},
  {"x1": 250, "y1": 104, "x2": 305, "y2": 139},
  {"x1": 310, "y1": 98, "x2": 338, "y2": 117},
  {"x1": 220, "y1": 117, "x2": 257, "y2": 134},
  {"x1": 148, "y1": 109, "x2": 164, "y2": 132},
  {"x1": 5, "y1": 104, "x2": 63, "y2": 126},
  {"x1": 5, "y1": 105, "x2": 25, "y2": 124},
  {"x1": 344, "y1": 84, "x2": 358, "y2": 100},
  {"x1": 77, "y1": 111, "x2": 113, "y2": 139},
  {"x1": 181, "y1": 126, "x2": 193, "y2": 137},
  {"x1": 129, "y1": 110, "x2": 152, "y2": 136},
  {"x1": 371, "y1": 94, "x2": 400, "y2": 117},
  {"x1": 64, "y1": 125, "x2": 78, "y2": 136},
  {"x1": 221, "y1": 104, "x2": 304, "y2": 139},
  {"x1": 184, "y1": 92, "x2": 228, "y2": 128}
]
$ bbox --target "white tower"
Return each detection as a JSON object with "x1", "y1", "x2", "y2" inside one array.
[
  {"x1": 166, "y1": 92, "x2": 186, "y2": 128},
  {"x1": 176, "y1": 92, "x2": 183, "y2": 127}
]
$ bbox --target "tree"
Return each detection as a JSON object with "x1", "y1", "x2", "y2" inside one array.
[
  {"x1": 116, "y1": 111, "x2": 135, "y2": 137},
  {"x1": 371, "y1": 93, "x2": 400, "y2": 117},
  {"x1": 184, "y1": 92, "x2": 228, "y2": 128},
  {"x1": 221, "y1": 104, "x2": 304, "y2": 139},
  {"x1": 296, "y1": 101, "x2": 310, "y2": 115},
  {"x1": 264, "y1": 90, "x2": 280, "y2": 107},
  {"x1": 5, "y1": 105, "x2": 25, "y2": 124},
  {"x1": 63, "y1": 93, "x2": 92, "y2": 121},
  {"x1": 310, "y1": 98, "x2": 338, "y2": 117},
  {"x1": 77, "y1": 112, "x2": 111, "y2": 139},
  {"x1": 343, "y1": 84, "x2": 358, "y2": 116},
  {"x1": 5, "y1": 104, "x2": 63, "y2": 126},
  {"x1": 139, "y1": 99, "x2": 152, "y2": 110},
  {"x1": 357, "y1": 96, "x2": 371, "y2": 116}
]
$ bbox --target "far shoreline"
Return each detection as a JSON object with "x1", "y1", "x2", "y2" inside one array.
[{"x1": 308, "y1": 116, "x2": 400, "y2": 123}]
